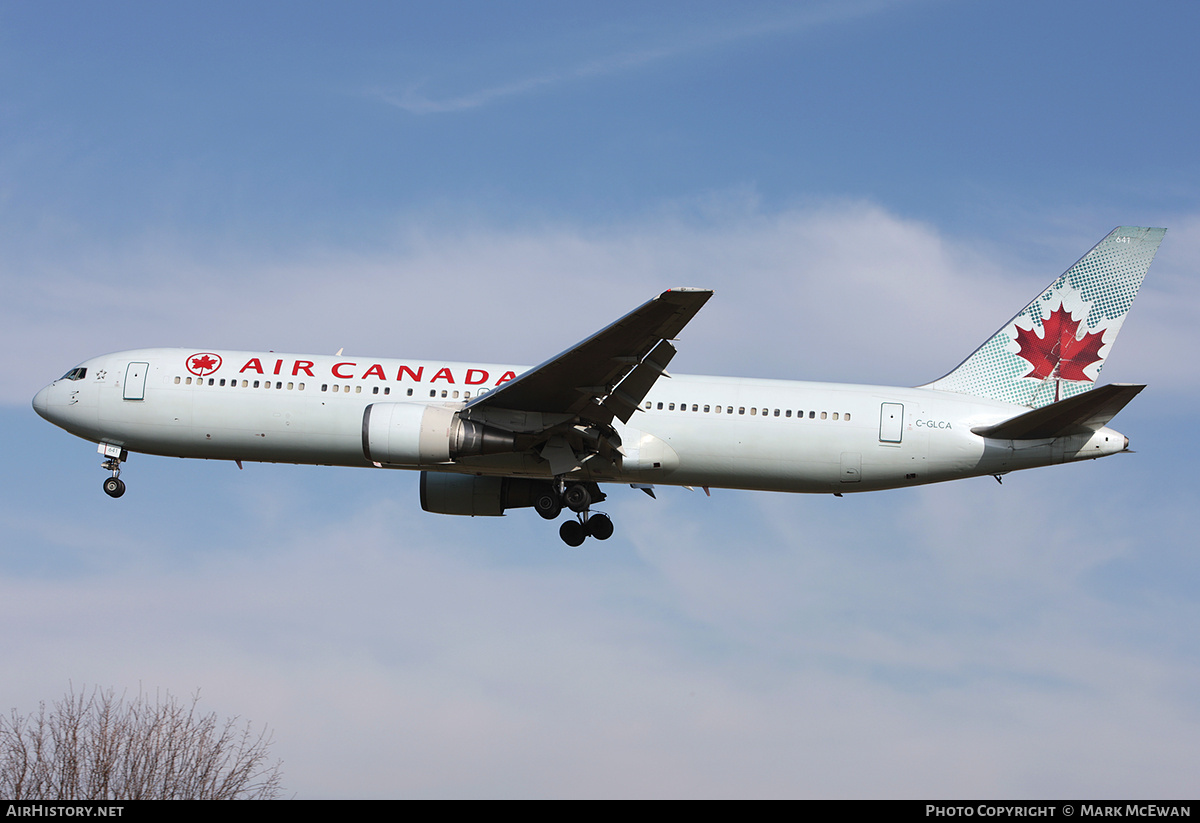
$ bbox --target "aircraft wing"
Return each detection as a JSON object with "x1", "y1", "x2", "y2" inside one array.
[
  {"x1": 462, "y1": 288, "x2": 712, "y2": 429},
  {"x1": 971, "y1": 383, "x2": 1145, "y2": 440}
]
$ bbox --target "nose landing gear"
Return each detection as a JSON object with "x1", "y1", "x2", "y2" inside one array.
[
  {"x1": 99, "y1": 443, "x2": 127, "y2": 498},
  {"x1": 544, "y1": 481, "x2": 613, "y2": 546}
]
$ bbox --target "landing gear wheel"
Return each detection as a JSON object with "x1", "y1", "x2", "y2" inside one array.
[
  {"x1": 585, "y1": 513, "x2": 613, "y2": 541},
  {"x1": 534, "y1": 491, "x2": 562, "y2": 520},
  {"x1": 103, "y1": 477, "x2": 126, "y2": 498},
  {"x1": 563, "y1": 484, "x2": 591, "y2": 513},
  {"x1": 559, "y1": 520, "x2": 586, "y2": 547}
]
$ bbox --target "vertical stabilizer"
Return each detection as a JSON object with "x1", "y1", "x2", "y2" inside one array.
[{"x1": 922, "y1": 226, "x2": 1165, "y2": 408}]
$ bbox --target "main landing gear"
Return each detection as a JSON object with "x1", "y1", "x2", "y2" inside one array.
[
  {"x1": 535, "y1": 481, "x2": 613, "y2": 546},
  {"x1": 100, "y1": 444, "x2": 127, "y2": 498}
]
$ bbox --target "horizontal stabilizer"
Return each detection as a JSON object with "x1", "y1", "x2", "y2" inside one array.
[{"x1": 971, "y1": 383, "x2": 1145, "y2": 440}]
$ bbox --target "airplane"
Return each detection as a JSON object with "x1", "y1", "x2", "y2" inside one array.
[{"x1": 32, "y1": 226, "x2": 1165, "y2": 546}]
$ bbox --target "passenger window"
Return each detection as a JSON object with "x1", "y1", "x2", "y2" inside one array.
[
  {"x1": 332, "y1": 384, "x2": 338, "y2": 392},
  {"x1": 739, "y1": 407, "x2": 745, "y2": 415},
  {"x1": 669, "y1": 403, "x2": 675, "y2": 411},
  {"x1": 321, "y1": 384, "x2": 328, "y2": 392},
  {"x1": 703, "y1": 405, "x2": 710, "y2": 413},
  {"x1": 821, "y1": 411, "x2": 827, "y2": 419},
  {"x1": 657, "y1": 402, "x2": 663, "y2": 410},
  {"x1": 407, "y1": 389, "x2": 413, "y2": 396},
  {"x1": 832, "y1": 412, "x2": 839, "y2": 420},
  {"x1": 809, "y1": 411, "x2": 815, "y2": 419},
  {"x1": 288, "y1": 382, "x2": 294, "y2": 390},
  {"x1": 174, "y1": 376, "x2": 181, "y2": 384},
  {"x1": 845, "y1": 412, "x2": 851, "y2": 421},
  {"x1": 774, "y1": 409, "x2": 779, "y2": 417},
  {"x1": 253, "y1": 380, "x2": 261, "y2": 388},
  {"x1": 785, "y1": 409, "x2": 792, "y2": 417},
  {"x1": 299, "y1": 383, "x2": 305, "y2": 390}
]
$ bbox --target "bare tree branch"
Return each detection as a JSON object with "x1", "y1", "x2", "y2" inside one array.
[{"x1": 0, "y1": 685, "x2": 283, "y2": 800}]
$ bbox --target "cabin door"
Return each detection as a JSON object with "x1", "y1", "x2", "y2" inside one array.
[
  {"x1": 123, "y1": 362, "x2": 149, "y2": 400},
  {"x1": 879, "y1": 403, "x2": 904, "y2": 443}
]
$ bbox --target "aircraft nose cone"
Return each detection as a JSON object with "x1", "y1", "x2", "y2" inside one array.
[{"x1": 32, "y1": 385, "x2": 51, "y2": 420}]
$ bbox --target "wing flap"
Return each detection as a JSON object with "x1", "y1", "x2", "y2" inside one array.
[
  {"x1": 603, "y1": 339, "x2": 676, "y2": 423},
  {"x1": 971, "y1": 383, "x2": 1145, "y2": 440}
]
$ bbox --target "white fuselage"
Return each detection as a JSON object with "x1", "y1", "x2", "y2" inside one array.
[{"x1": 32, "y1": 348, "x2": 1129, "y2": 494}]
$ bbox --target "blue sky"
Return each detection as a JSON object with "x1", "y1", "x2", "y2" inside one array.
[{"x1": 3, "y1": 0, "x2": 1198, "y2": 798}]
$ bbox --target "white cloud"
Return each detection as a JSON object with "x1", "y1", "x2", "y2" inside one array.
[
  {"x1": 369, "y1": 0, "x2": 907, "y2": 115},
  {"x1": 8, "y1": 199, "x2": 1191, "y2": 407},
  {"x1": 4, "y1": 464, "x2": 1197, "y2": 797}
]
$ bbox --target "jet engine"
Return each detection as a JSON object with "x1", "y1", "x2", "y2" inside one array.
[
  {"x1": 419, "y1": 472, "x2": 544, "y2": 516},
  {"x1": 362, "y1": 403, "x2": 516, "y2": 466}
]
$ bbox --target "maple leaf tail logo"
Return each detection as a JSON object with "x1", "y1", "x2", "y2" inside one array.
[
  {"x1": 1013, "y1": 305, "x2": 1106, "y2": 385},
  {"x1": 186, "y1": 353, "x2": 222, "y2": 377}
]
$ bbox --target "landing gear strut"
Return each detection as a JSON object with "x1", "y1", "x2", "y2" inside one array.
[{"x1": 543, "y1": 481, "x2": 612, "y2": 546}]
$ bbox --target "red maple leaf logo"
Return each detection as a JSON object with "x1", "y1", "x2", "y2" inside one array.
[
  {"x1": 187, "y1": 353, "x2": 222, "y2": 376},
  {"x1": 1014, "y1": 306, "x2": 1105, "y2": 382}
]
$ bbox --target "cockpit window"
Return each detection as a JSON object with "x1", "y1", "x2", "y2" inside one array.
[{"x1": 60, "y1": 367, "x2": 87, "y2": 381}]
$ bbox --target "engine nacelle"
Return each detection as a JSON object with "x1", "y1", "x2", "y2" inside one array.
[
  {"x1": 420, "y1": 472, "x2": 543, "y2": 517},
  {"x1": 362, "y1": 403, "x2": 516, "y2": 466}
]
